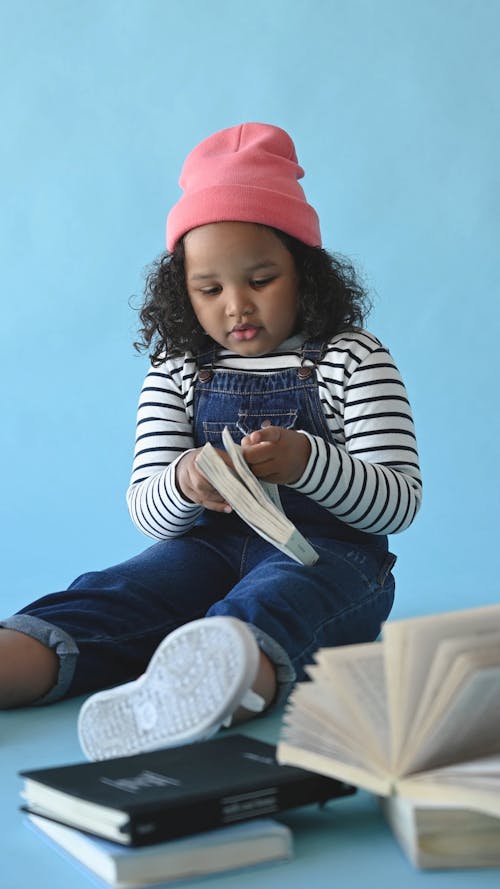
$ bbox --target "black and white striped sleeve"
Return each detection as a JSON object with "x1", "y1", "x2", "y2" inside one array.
[
  {"x1": 289, "y1": 346, "x2": 422, "y2": 534},
  {"x1": 126, "y1": 363, "x2": 203, "y2": 539}
]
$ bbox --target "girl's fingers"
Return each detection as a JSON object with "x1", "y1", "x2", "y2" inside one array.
[{"x1": 243, "y1": 426, "x2": 281, "y2": 447}]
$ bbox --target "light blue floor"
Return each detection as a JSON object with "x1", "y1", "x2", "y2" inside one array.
[{"x1": 2, "y1": 698, "x2": 499, "y2": 889}]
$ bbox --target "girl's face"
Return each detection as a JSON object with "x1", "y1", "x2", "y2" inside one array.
[{"x1": 184, "y1": 222, "x2": 300, "y2": 356}]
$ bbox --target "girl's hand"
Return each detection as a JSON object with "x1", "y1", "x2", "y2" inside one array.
[
  {"x1": 175, "y1": 448, "x2": 233, "y2": 513},
  {"x1": 241, "y1": 425, "x2": 311, "y2": 484}
]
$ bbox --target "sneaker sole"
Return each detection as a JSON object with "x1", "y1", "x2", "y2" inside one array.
[{"x1": 77, "y1": 616, "x2": 260, "y2": 761}]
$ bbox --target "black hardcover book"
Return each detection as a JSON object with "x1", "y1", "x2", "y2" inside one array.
[{"x1": 20, "y1": 734, "x2": 354, "y2": 846}]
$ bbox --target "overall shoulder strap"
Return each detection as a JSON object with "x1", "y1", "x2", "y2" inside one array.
[{"x1": 194, "y1": 341, "x2": 219, "y2": 372}]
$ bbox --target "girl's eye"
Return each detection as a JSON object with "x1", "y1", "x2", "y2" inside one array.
[
  {"x1": 252, "y1": 276, "x2": 274, "y2": 288},
  {"x1": 200, "y1": 286, "x2": 221, "y2": 296}
]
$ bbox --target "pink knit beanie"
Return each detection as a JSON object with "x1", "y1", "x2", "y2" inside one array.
[{"x1": 166, "y1": 123, "x2": 321, "y2": 252}]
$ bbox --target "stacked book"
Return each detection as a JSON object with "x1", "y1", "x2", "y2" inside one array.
[{"x1": 19, "y1": 733, "x2": 353, "y2": 887}]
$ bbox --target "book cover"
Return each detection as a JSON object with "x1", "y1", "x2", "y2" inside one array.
[
  {"x1": 26, "y1": 813, "x2": 293, "y2": 888},
  {"x1": 20, "y1": 733, "x2": 354, "y2": 846}
]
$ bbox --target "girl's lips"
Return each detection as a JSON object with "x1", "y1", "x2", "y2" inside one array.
[{"x1": 230, "y1": 326, "x2": 261, "y2": 341}]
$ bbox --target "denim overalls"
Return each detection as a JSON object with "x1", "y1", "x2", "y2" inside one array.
[{"x1": 5, "y1": 341, "x2": 396, "y2": 703}]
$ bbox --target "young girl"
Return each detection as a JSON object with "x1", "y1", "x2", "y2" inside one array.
[{"x1": 0, "y1": 123, "x2": 422, "y2": 760}]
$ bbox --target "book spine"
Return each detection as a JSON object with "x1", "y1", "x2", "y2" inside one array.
[
  {"x1": 126, "y1": 779, "x2": 352, "y2": 846},
  {"x1": 128, "y1": 795, "x2": 272, "y2": 845}
]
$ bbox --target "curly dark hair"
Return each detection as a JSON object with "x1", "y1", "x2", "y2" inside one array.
[{"x1": 134, "y1": 227, "x2": 371, "y2": 366}]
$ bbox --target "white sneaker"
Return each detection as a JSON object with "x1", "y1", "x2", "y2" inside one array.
[{"x1": 77, "y1": 616, "x2": 265, "y2": 761}]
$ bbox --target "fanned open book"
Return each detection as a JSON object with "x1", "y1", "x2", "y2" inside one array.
[
  {"x1": 277, "y1": 602, "x2": 500, "y2": 866},
  {"x1": 196, "y1": 426, "x2": 319, "y2": 566}
]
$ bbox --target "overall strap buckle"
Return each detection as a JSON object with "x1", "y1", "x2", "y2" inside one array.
[
  {"x1": 299, "y1": 339, "x2": 328, "y2": 378},
  {"x1": 195, "y1": 342, "x2": 219, "y2": 382}
]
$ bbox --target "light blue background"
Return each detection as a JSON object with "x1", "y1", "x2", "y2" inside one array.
[
  {"x1": 1, "y1": 6, "x2": 500, "y2": 889},
  {"x1": 1, "y1": 0, "x2": 499, "y2": 619}
]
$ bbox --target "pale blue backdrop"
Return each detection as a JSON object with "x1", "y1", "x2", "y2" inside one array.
[{"x1": 1, "y1": 0, "x2": 499, "y2": 619}]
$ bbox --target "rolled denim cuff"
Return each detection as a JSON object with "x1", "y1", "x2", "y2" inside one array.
[
  {"x1": 0, "y1": 614, "x2": 79, "y2": 704},
  {"x1": 245, "y1": 622, "x2": 296, "y2": 709}
]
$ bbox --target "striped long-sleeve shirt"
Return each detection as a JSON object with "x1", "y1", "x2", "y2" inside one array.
[{"x1": 126, "y1": 330, "x2": 422, "y2": 540}]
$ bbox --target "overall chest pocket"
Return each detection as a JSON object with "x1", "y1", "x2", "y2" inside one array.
[{"x1": 203, "y1": 409, "x2": 299, "y2": 447}]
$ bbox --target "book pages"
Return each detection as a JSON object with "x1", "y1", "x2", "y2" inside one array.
[
  {"x1": 408, "y1": 630, "x2": 500, "y2": 745},
  {"x1": 279, "y1": 643, "x2": 391, "y2": 788},
  {"x1": 221, "y1": 427, "x2": 284, "y2": 513},
  {"x1": 399, "y1": 640, "x2": 500, "y2": 773},
  {"x1": 379, "y1": 795, "x2": 500, "y2": 869},
  {"x1": 397, "y1": 762, "x2": 500, "y2": 819},
  {"x1": 401, "y1": 663, "x2": 500, "y2": 775},
  {"x1": 314, "y1": 644, "x2": 390, "y2": 770},
  {"x1": 196, "y1": 436, "x2": 318, "y2": 565},
  {"x1": 382, "y1": 604, "x2": 500, "y2": 771},
  {"x1": 286, "y1": 667, "x2": 376, "y2": 766}
]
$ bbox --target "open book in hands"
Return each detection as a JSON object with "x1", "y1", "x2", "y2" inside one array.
[
  {"x1": 196, "y1": 426, "x2": 319, "y2": 567},
  {"x1": 277, "y1": 603, "x2": 500, "y2": 821}
]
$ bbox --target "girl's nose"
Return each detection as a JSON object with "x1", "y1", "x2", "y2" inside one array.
[{"x1": 225, "y1": 287, "x2": 254, "y2": 316}]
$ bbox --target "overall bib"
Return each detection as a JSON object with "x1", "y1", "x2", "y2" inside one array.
[
  {"x1": 193, "y1": 340, "x2": 388, "y2": 542},
  {"x1": 8, "y1": 342, "x2": 396, "y2": 703}
]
